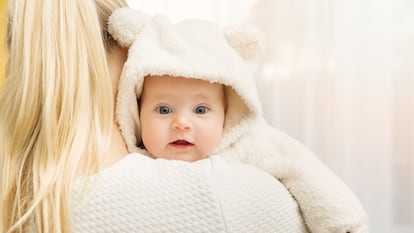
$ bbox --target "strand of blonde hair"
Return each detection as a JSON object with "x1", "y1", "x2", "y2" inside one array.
[{"x1": 0, "y1": 0, "x2": 127, "y2": 232}]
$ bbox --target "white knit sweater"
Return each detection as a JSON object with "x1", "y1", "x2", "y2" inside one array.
[{"x1": 71, "y1": 154, "x2": 309, "y2": 233}]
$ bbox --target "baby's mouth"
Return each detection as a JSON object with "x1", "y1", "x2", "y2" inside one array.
[{"x1": 170, "y1": 140, "x2": 193, "y2": 146}]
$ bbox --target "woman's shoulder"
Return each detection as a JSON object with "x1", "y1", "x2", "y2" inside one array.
[
  {"x1": 72, "y1": 154, "x2": 225, "y2": 232},
  {"x1": 71, "y1": 154, "x2": 309, "y2": 233},
  {"x1": 208, "y1": 156, "x2": 309, "y2": 232}
]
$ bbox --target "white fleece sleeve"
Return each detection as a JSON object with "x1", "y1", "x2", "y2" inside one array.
[{"x1": 220, "y1": 118, "x2": 369, "y2": 233}]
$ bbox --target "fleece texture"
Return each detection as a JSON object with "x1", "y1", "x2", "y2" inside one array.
[
  {"x1": 108, "y1": 7, "x2": 369, "y2": 233},
  {"x1": 108, "y1": 8, "x2": 264, "y2": 155}
]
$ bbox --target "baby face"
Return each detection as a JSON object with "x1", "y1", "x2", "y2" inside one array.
[{"x1": 139, "y1": 75, "x2": 226, "y2": 162}]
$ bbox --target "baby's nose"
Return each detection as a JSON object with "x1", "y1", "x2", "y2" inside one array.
[{"x1": 172, "y1": 114, "x2": 192, "y2": 130}]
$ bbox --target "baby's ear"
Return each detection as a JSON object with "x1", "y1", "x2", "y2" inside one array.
[
  {"x1": 223, "y1": 25, "x2": 265, "y2": 60},
  {"x1": 108, "y1": 7, "x2": 149, "y2": 47}
]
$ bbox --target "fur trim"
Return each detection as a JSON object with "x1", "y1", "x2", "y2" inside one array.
[
  {"x1": 111, "y1": 12, "x2": 263, "y2": 153},
  {"x1": 224, "y1": 25, "x2": 265, "y2": 60},
  {"x1": 108, "y1": 8, "x2": 149, "y2": 47}
]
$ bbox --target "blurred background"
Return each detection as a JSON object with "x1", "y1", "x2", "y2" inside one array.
[{"x1": 1, "y1": 0, "x2": 413, "y2": 232}]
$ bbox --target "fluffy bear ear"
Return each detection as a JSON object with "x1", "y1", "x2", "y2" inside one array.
[
  {"x1": 223, "y1": 25, "x2": 265, "y2": 60},
  {"x1": 108, "y1": 7, "x2": 149, "y2": 47}
]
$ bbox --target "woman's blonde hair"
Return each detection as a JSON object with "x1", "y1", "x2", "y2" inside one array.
[{"x1": 0, "y1": 0, "x2": 127, "y2": 232}]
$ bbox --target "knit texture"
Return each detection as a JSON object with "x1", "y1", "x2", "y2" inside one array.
[{"x1": 71, "y1": 154, "x2": 309, "y2": 233}]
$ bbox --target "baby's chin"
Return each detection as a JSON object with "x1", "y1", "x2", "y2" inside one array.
[
  {"x1": 173, "y1": 153, "x2": 209, "y2": 162},
  {"x1": 153, "y1": 152, "x2": 209, "y2": 162}
]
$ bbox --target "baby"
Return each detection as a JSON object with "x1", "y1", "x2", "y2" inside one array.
[
  {"x1": 108, "y1": 8, "x2": 369, "y2": 233},
  {"x1": 139, "y1": 75, "x2": 225, "y2": 162}
]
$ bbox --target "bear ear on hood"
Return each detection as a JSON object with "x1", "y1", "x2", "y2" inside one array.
[
  {"x1": 108, "y1": 7, "x2": 149, "y2": 47},
  {"x1": 223, "y1": 25, "x2": 265, "y2": 60}
]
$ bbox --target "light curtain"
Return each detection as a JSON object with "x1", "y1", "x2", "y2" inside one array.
[
  {"x1": 247, "y1": 1, "x2": 414, "y2": 233},
  {"x1": 133, "y1": 0, "x2": 414, "y2": 232}
]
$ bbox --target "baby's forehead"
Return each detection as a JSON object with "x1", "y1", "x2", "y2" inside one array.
[
  {"x1": 144, "y1": 75, "x2": 220, "y2": 84},
  {"x1": 143, "y1": 75, "x2": 223, "y2": 91},
  {"x1": 141, "y1": 75, "x2": 225, "y2": 102}
]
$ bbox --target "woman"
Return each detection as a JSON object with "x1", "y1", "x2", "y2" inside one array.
[
  {"x1": 0, "y1": 1, "x2": 310, "y2": 233},
  {"x1": 0, "y1": 0, "x2": 129, "y2": 232}
]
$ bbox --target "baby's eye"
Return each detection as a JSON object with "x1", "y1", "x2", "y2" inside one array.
[
  {"x1": 194, "y1": 106, "x2": 208, "y2": 114},
  {"x1": 157, "y1": 106, "x2": 171, "y2": 114}
]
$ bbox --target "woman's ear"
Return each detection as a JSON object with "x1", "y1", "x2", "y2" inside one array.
[{"x1": 108, "y1": 7, "x2": 149, "y2": 48}]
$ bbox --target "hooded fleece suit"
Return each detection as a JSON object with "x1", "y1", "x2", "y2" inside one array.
[{"x1": 85, "y1": 7, "x2": 369, "y2": 233}]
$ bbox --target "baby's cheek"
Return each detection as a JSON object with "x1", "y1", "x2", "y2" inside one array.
[
  {"x1": 141, "y1": 123, "x2": 164, "y2": 151},
  {"x1": 204, "y1": 128, "x2": 223, "y2": 152}
]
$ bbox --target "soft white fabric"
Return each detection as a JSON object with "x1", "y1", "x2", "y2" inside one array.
[
  {"x1": 220, "y1": 118, "x2": 369, "y2": 233},
  {"x1": 72, "y1": 154, "x2": 309, "y2": 233},
  {"x1": 108, "y1": 8, "x2": 369, "y2": 233},
  {"x1": 109, "y1": 10, "x2": 264, "y2": 154}
]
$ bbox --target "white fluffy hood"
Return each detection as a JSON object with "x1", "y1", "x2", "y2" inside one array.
[{"x1": 109, "y1": 8, "x2": 265, "y2": 154}]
